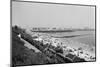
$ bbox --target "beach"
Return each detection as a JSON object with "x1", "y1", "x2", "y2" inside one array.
[{"x1": 32, "y1": 31, "x2": 95, "y2": 61}]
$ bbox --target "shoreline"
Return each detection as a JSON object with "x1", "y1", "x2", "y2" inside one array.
[{"x1": 32, "y1": 33, "x2": 95, "y2": 61}]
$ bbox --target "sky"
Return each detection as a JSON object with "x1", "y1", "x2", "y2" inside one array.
[{"x1": 12, "y1": 1, "x2": 95, "y2": 29}]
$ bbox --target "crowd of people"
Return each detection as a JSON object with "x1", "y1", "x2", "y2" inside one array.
[{"x1": 32, "y1": 33, "x2": 95, "y2": 61}]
